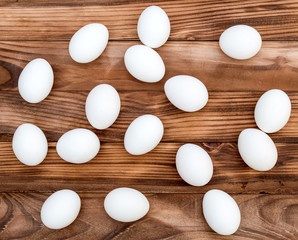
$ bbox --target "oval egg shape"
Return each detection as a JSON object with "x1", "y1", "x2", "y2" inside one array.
[
  {"x1": 104, "y1": 187, "x2": 149, "y2": 222},
  {"x1": 56, "y1": 128, "x2": 100, "y2": 164},
  {"x1": 18, "y1": 58, "x2": 54, "y2": 103},
  {"x1": 124, "y1": 45, "x2": 165, "y2": 83},
  {"x1": 85, "y1": 84, "x2": 121, "y2": 130},
  {"x1": 124, "y1": 114, "x2": 164, "y2": 155},
  {"x1": 164, "y1": 75, "x2": 208, "y2": 112},
  {"x1": 41, "y1": 189, "x2": 81, "y2": 229},
  {"x1": 238, "y1": 128, "x2": 278, "y2": 171},
  {"x1": 176, "y1": 143, "x2": 213, "y2": 186},
  {"x1": 219, "y1": 25, "x2": 262, "y2": 60},
  {"x1": 69, "y1": 23, "x2": 109, "y2": 63},
  {"x1": 137, "y1": 5, "x2": 170, "y2": 48},
  {"x1": 203, "y1": 189, "x2": 241, "y2": 235},
  {"x1": 255, "y1": 89, "x2": 291, "y2": 133},
  {"x1": 12, "y1": 123, "x2": 48, "y2": 166}
]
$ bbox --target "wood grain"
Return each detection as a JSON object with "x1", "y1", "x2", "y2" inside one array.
[
  {"x1": 0, "y1": 142, "x2": 296, "y2": 194},
  {"x1": 1, "y1": 41, "x2": 298, "y2": 92},
  {"x1": 0, "y1": 90, "x2": 297, "y2": 142},
  {"x1": 0, "y1": 193, "x2": 297, "y2": 240},
  {"x1": 1, "y1": 0, "x2": 298, "y2": 40},
  {"x1": 0, "y1": 0, "x2": 298, "y2": 239}
]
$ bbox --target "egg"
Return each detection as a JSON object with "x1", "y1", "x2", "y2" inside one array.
[
  {"x1": 41, "y1": 189, "x2": 81, "y2": 229},
  {"x1": 238, "y1": 128, "x2": 278, "y2": 171},
  {"x1": 104, "y1": 187, "x2": 149, "y2": 222},
  {"x1": 176, "y1": 143, "x2": 213, "y2": 186},
  {"x1": 255, "y1": 89, "x2": 291, "y2": 133},
  {"x1": 12, "y1": 123, "x2": 48, "y2": 166},
  {"x1": 203, "y1": 189, "x2": 241, "y2": 235},
  {"x1": 56, "y1": 128, "x2": 100, "y2": 164},
  {"x1": 164, "y1": 75, "x2": 208, "y2": 112},
  {"x1": 69, "y1": 23, "x2": 109, "y2": 63},
  {"x1": 124, "y1": 114, "x2": 164, "y2": 155},
  {"x1": 124, "y1": 45, "x2": 165, "y2": 83},
  {"x1": 219, "y1": 25, "x2": 262, "y2": 60},
  {"x1": 18, "y1": 58, "x2": 54, "y2": 103},
  {"x1": 137, "y1": 6, "x2": 170, "y2": 48},
  {"x1": 85, "y1": 84, "x2": 121, "y2": 130}
]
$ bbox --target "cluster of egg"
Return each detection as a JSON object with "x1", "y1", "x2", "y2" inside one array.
[{"x1": 11, "y1": 5, "x2": 291, "y2": 236}]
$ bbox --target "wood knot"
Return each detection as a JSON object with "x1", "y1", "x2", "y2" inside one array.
[
  {"x1": 202, "y1": 142, "x2": 225, "y2": 154},
  {"x1": 0, "y1": 60, "x2": 21, "y2": 89}
]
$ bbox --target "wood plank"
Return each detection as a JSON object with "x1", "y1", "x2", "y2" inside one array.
[
  {"x1": 0, "y1": 90, "x2": 297, "y2": 142},
  {"x1": 1, "y1": 0, "x2": 298, "y2": 40},
  {"x1": 0, "y1": 193, "x2": 297, "y2": 239},
  {"x1": 0, "y1": 142, "x2": 296, "y2": 193},
  {"x1": 0, "y1": 2, "x2": 297, "y2": 240},
  {"x1": 1, "y1": 41, "x2": 298, "y2": 92}
]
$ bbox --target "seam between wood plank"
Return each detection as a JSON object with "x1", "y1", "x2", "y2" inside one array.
[
  {"x1": 0, "y1": 190, "x2": 297, "y2": 195},
  {"x1": 2, "y1": 39, "x2": 298, "y2": 42}
]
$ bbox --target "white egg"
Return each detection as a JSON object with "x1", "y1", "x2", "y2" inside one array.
[
  {"x1": 219, "y1": 25, "x2": 262, "y2": 60},
  {"x1": 104, "y1": 187, "x2": 149, "y2": 222},
  {"x1": 69, "y1": 23, "x2": 109, "y2": 63},
  {"x1": 124, "y1": 45, "x2": 165, "y2": 83},
  {"x1": 85, "y1": 84, "x2": 121, "y2": 130},
  {"x1": 41, "y1": 189, "x2": 81, "y2": 229},
  {"x1": 124, "y1": 114, "x2": 164, "y2": 155},
  {"x1": 18, "y1": 58, "x2": 54, "y2": 103},
  {"x1": 176, "y1": 143, "x2": 213, "y2": 186},
  {"x1": 203, "y1": 189, "x2": 241, "y2": 235},
  {"x1": 137, "y1": 6, "x2": 170, "y2": 48},
  {"x1": 238, "y1": 128, "x2": 278, "y2": 171},
  {"x1": 255, "y1": 89, "x2": 291, "y2": 133},
  {"x1": 12, "y1": 123, "x2": 48, "y2": 166},
  {"x1": 164, "y1": 75, "x2": 208, "y2": 112},
  {"x1": 56, "y1": 128, "x2": 100, "y2": 164}
]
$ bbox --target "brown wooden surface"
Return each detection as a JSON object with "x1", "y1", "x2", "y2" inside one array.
[
  {"x1": 0, "y1": 193, "x2": 297, "y2": 240},
  {"x1": 0, "y1": 90, "x2": 298, "y2": 143},
  {"x1": 0, "y1": 0, "x2": 297, "y2": 239},
  {"x1": 0, "y1": 142, "x2": 297, "y2": 194},
  {"x1": 1, "y1": 0, "x2": 298, "y2": 41},
  {"x1": 1, "y1": 41, "x2": 298, "y2": 92}
]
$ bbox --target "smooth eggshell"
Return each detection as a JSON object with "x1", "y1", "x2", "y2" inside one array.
[
  {"x1": 12, "y1": 123, "x2": 48, "y2": 166},
  {"x1": 18, "y1": 58, "x2": 54, "y2": 103},
  {"x1": 238, "y1": 128, "x2": 278, "y2": 171},
  {"x1": 203, "y1": 189, "x2": 241, "y2": 235},
  {"x1": 69, "y1": 23, "x2": 109, "y2": 63},
  {"x1": 41, "y1": 189, "x2": 81, "y2": 229},
  {"x1": 164, "y1": 75, "x2": 208, "y2": 112},
  {"x1": 219, "y1": 25, "x2": 262, "y2": 60},
  {"x1": 104, "y1": 187, "x2": 149, "y2": 222},
  {"x1": 176, "y1": 143, "x2": 213, "y2": 186},
  {"x1": 56, "y1": 128, "x2": 100, "y2": 164},
  {"x1": 137, "y1": 6, "x2": 170, "y2": 48},
  {"x1": 255, "y1": 89, "x2": 291, "y2": 133},
  {"x1": 124, "y1": 45, "x2": 165, "y2": 83},
  {"x1": 124, "y1": 114, "x2": 164, "y2": 155},
  {"x1": 85, "y1": 84, "x2": 121, "y2": 130}
]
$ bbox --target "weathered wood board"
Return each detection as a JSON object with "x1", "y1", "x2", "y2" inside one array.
[{"x1": 0, "y1": 0, "x2": 297, "y2": 239}]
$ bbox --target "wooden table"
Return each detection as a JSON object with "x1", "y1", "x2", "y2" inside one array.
[{"x1": 0, "y1": 0, "x2": 297, "y2": 239}]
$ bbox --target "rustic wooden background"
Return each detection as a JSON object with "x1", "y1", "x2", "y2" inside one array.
[{"x1": 0, "y1": 0, "x2": 297, "y2": 239}]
